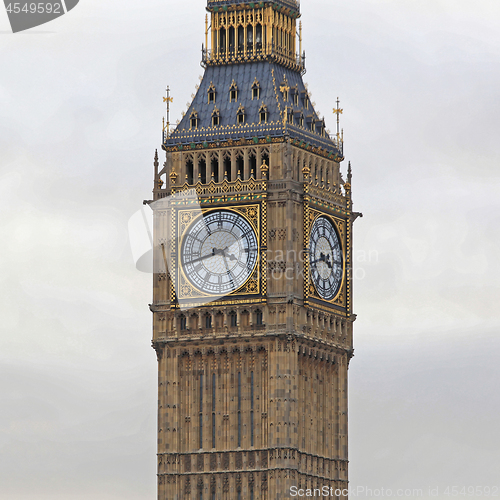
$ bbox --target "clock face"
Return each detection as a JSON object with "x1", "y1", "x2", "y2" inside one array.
[
  {"x1": 180, "y1": 209, "x2": 259, "y2": 296},
  {"x1": 309, "y1": 216, "x2": 343, "y2": 301}
]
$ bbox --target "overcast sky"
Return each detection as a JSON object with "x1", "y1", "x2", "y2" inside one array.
[{"x1": 1, "y1": 0, "x2": 499, "y2": 498}]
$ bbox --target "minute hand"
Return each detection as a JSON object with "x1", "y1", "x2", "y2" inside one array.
[{"x1": 185, "y1": 249, "x2": 217, "y2": 266}]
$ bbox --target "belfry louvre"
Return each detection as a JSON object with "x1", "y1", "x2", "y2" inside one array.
[{"x1": 149, "y1": 1, "x2": 358, "y2": 498}]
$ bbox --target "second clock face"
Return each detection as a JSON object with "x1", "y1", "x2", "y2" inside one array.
[
  {"x1": 180, "y1": 209, "x2": 258, "y2": 296},
  {"x1": 309, "y1": 215, "x2": 343, "y2": 301}
]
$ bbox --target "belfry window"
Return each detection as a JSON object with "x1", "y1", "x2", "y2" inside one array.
[
  {"x1": 256, "y1": 24, "x2": 263, "y2": 50},
  {"x1": 207, "y1": 82, "x2": 216, "y2": 104},
  {"x1": 238, "y1": 26, "x2": 245, "y2": 53},
  {"x1": 259, "y1": 104, "x2": 268, "y2": 123},
  {"x1": 229, "y1": 80, "x2": 238, "y2": 102},
  {"x1": 246, "y1": 26, "x2": 253, "y2": 51},
  {"x1": 190, "y1": 110, "x2": 198, "y2": 129}
]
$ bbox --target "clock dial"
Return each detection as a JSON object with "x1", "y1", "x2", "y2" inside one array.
[
  {"x1": 180, "y1": 210, "x2": 258, "y2": 295},
  {"x1": 309, "y1": 216, "x2": 343, "y2": 301}
]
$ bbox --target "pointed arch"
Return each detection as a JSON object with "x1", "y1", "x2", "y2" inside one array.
[
  {"x1": 229, "y1": 79, "x2": 238, "y2": 102},
  {"x1": 189, "y1": 110, "x2": 199, "y2": 129},
  {"x1": 207, "y1": 81, "x2": 216, "y2": 104}
]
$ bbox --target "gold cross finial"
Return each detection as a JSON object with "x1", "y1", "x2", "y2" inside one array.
[
  {"x1": 333, "y1": 97, "x2": 343, "y2": 149},
  {"x1": 333, "y1": 96, "x2": 343, "y2": 117},
  {"x1": 163, "y1": 86, "x2": 173, "y2": 140}
]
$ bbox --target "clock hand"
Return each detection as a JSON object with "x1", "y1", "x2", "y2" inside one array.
[
  {"x1": 311, "y1": 253, "x2": 327, "y2": 265},
  {"x1": 221, "y1": 252, "x2": 236, "y2": 284},
  {"x1": 324, "y1": 254, "x2": 333, "y2": 269},
  {"x1": 184, "y1": 248, "x2": 216, "y2": 266},
  {"x1": 213, "y1": 246, "x2": 228, "y2": 256}
]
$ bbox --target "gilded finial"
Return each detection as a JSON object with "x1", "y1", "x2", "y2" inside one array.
[
  {"x1": 260, "y1": 160, "x2": 269, "y2": 179},
  {"x1": 302, "y1": 164, "x2": 310, "y2": 180},
  {"x1": 333, "y1": 97, "x2": 343, "y2": 148},
  {"x1": 163, "y1": 86, "x2": 173, "y2": 139}
]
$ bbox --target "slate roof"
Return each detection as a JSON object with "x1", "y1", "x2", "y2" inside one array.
[{"x1": 165, "y1": 61, "x2": 340, "y2": 154}]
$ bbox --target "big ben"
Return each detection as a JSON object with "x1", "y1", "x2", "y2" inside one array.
[{"x1": 149, "y1": 0, "x2": 358, "y2": 498}]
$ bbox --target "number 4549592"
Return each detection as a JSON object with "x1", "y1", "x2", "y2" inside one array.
[
  {"x1": 444, "y1": 486, "x2": 499, "y2": 497},
  {"x1": 6, "y1": 3, "x2": 62, "y2": 14}
]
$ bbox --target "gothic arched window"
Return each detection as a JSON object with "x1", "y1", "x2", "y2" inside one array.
[
  {"x1": 229, "y1": 80, "x2": 238, "y2": 102},
  {"x1": 190, "y1": 110, "x2": 198, "y2": 129},
  {"x1": 252, "y1": 78, "x2": 260, "y2": 100},
  {"x1": 211, "y1": 107, "x2": 220, "y2": 127},
  {"x1": 259, "y1": 104, "x2": 268, "y2": 123},
  {"x1": 255, "y1": 309, "x2": 263, "y2": 326},
  {"x1": 207, "y1": 82, "x2": 216, "y2": 104},
  {"x1": 236, "y1": 104, "x2": 245, "y2": 125},
  {"x1": 205, "y1": 313, "x2": 212, "y2": 329},
  {"x1": 229, "y1": 311, "x2": 237, "y2": 327},
  {"x1": 179, "y1": 315, "x2": 187, "y2": 331}
]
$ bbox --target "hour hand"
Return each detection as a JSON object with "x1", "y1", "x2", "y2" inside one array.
[
  {"x1": 311, "y1": 253, "x2": 328, "y2": 265},
  {"x1": 185, "y1": 249, "x2": 216, "y2": 265}
]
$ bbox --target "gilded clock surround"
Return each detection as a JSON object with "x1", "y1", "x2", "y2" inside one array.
[
  {"x1": 305, "y1": 209, "x2": 347, "y2": 310},
  {"x1": 149, "y1": 1, "x2": 359, "y2": 498},
  {"x1": 307, "y1": 212, "x2": 345, "y2": 304},
  {"x1": 175, "y1": 204, "x2": 263, "y2": 303}
]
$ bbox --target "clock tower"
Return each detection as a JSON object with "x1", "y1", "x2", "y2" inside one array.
[{"x1": 150, "y1": 1, "x2": 358, "y2": 498}]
